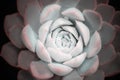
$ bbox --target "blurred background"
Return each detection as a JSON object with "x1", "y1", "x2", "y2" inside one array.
[{"x1": 0, "y1": 0, "x2": 120, "y2": 80}]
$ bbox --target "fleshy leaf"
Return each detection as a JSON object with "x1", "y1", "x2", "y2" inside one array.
[
  {"x1": 50, "y1": 18, "x2": 72, "y2": 32},
  {"x1": 24, "y1": 0, "x2": 41, "y2": 33},
  {"x1": 40, "y1": 4, "x2": 61, "y2": 24},
  {"x1": 77, "y1": 56, "x2": 99, "y2": 76},
  {"x1": 70, "y1": 37, "x2": 83, "y2": 57},
  {"x1": 4, "y1": 13, "x2": 24, "y2": 49},
  {"x1": 77, "y1": 0, "x2": 96, "y2": 11},
  {"x1": 62, "y1": 26, "x2": 79, "y2": 40},
  {"x1": 69, "y1": 33, "x2": 77, "y2": 48},
  {"x1": 57, "y1": 0, "x2": 80, "y2": 11},
  {"x1": 62, "y1": 70, "x2": 84, "y2": 80},
  {"x1": 61, "y1": 8, "x2": 85, "y2": 21},
  {"x1": 98, "y1": 22, "x2": 115, "y2": 46},
  {"x1": 17, "y1": 0, "x2": 33, "y2": 16},
  {"x1": 48, "y1": 63, "x2": 73, "y2": 76},
  {"x1": 30, "y1": 61, "x2": 54, "y2": 79},
  {"x1": 63, "y1": 52, "x2": 87, "y2": 68},
  {"x1": 39, "y1": 20, "x2": 53, "y2": 44},
  {"x1": 17, "y1": 70, "x2": 35, "y2": 80},
  {"x1": 4, "y1": 13, "x2": 24, "y2": 37},
  {"x1": 47, "y1": 48, "x2": 72, "y2": 62},
  {"x1": 38, "y1": 0, "x2": 57, "y2": 9},
  {"x1": 95, "y1": 4, "x2": 115, "y2": 22},
  {"x1": 100, "y1": 53, "x2": 120, "y2": 77},
  {"x1": 18, "y1": 50, "x2": 38, "y2": 70},
  {"x1": 48, "y1": 75, "x2": 62, "y2": 80},
  {"x1": 17, "y1": 0, "x2": 40, "y2": 16},
  {"x1": 84, "y1": 70, "x2": 104, "y2": 80},
  {"x1": 83, "y1": 10, "x2": 102, "y2": 33},
  {"x1": 22, "y1": 25, "x2": 37, "y2": 52},
  {"x1": 98, "y1": 44, "x2": 116, "y2": 66},
  {"x1": 112, "y1": 11, "x2": 120, "y2": 26},
  {"x1": 52, "y1": 28, "x2": 62, "y2": 39},
  {"x1": 113, "y1": 26, "x2": 120, "y2": 52},
  {"x1": 1, "y1": 42, "x2": 19, "y2": 67},
  {"x1": 8, "y1": 24, "x2": 25, "y2": 49},
  {"x1": 85, "y1": 31, "x2": 101, "y2": 58},
  {"x1": 75, "y1": 21, "x2": 90, "y2": 46},
  {"x1": 36, "y1": 40, "x2": 52, "y2": 63},
  {"x1": 45, "y1": 33, "x2": 57, "y2": 48},
  {"x1": 96, "y1": 0, "x2": 109, "y2": 4}
]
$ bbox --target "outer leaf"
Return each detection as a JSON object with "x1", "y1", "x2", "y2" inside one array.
[
  {"x1": 77, "y1": 56, "x2": 99, "y2": 76},
  {"x1": 24, "y1": 0, "x2": 41, "y2": 33},
  {"x1": 57, "y1": 0, "x2": 80, "y2": 11},
  {"x1": 48, "y1": 75, "x2": 62, "y2": 80},
  {"x1": 38, "y1": 0, "x2": 57, "y2": 8},
  {"x1": 96, "y1": 4, "x2": 115, "y2": 22},
  {"x1": 96, "y1": 0, "x2": 109, "y2": 4},
  {"x1": 8, "y1": 24, "x2": 25, "y2": 49},
  {"x1": 17, "y1": 70, "x2": 35, "y2": 80},
  {"x1": 98, "y1": 22, "x2": 116, "y2": 46},
  {"x1": 1, "y1": 42, "x2": 19, "y2": 67},
  {"x1": 4, "y1": 13, "x2": 24, "y2": 48},
  {"x1": 77, "y1": 0, "x2": 97, "y2": 11},
  {"x1": 100, "y1": 53, "x2": 120, "y2": 77},
  {"x1": 113, "y1": 26, "x2": 120, "y2": 52},
  {"x1": 62, "y1": 70, "x2": 84, "y2": 80},
  {"x1": 17, "y1": 0, "x2": 32, "y2": 16},
  {"x1": 30, "y1": 61, "x2": 54, "y2": 79},
  {"x1": 84, "y1": 70, "x2": 105, "y2": 80},
  {"x1": 4, "y1": 13, "x2": 24, "y2": 36},
  {"x1": 83, "y1": 10, "x2": 102, "y2": 34},
  {"x1": 98, "y1": 44, "x2": 116, "y2": 66},
  {"x1": 112, "y1": 11, "x2": 120, "y2": 26},
  {"x1": 18, "y1": 50, "x2": 38, "y2": 70}
]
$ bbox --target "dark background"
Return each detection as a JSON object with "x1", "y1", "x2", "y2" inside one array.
[{"x1": 0, "y1": 0, "x2": 120, "y2": 80}]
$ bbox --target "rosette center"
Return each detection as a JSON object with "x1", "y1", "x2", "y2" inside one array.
[{"x1": 52, "y1": 27, "x2": 77, "y2": 53}]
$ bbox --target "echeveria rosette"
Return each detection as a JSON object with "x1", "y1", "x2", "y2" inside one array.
[{"x1": 1, "y1": 0, "x2": 120, "y2": 80}]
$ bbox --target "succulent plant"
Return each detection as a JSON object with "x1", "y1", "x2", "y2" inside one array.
[{"x1": 1, "y1": 0, "x2": 120, "y2": 80}]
